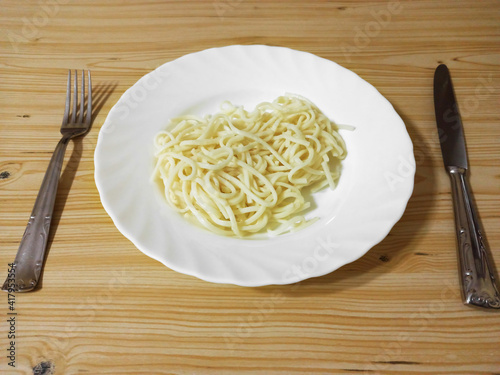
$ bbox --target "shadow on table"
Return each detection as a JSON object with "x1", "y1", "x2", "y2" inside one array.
[
  {"x1": 34, "y1": 80, "x2": 117, "y2": 291},
  {"x1": 255, "y1": 108, "x2": 440, "y2": 297}
]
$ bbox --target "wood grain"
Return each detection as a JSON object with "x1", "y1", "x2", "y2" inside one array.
[{"x1": 1, "y1": 0, "x2": 500, "y2": 374}]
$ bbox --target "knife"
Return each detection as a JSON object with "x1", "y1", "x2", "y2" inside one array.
[{"x1": 433, "y1": 64, "x2": 500, "y2": 309}]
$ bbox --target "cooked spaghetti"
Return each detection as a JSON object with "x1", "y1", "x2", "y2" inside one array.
[{"x1": 152, "y1": 95, "x2": 347, "y2": 237}]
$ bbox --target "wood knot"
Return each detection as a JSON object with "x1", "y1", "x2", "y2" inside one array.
[
  {"x1": 379, "y1": 255, "x2": 390, "y2": 262},
  {"x1": 33, "y1": 361, "x2": 55, "y2": 375},
  {"x1": 0, "y1": 171, "x2": 11, "y2": 179}
]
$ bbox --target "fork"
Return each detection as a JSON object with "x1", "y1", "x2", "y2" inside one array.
[{"x1": 2, "y1": 70, "x2": 92, "y2": 293}]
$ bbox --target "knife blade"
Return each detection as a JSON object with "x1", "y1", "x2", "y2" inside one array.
[
  {"x1": 433, "y1": 64, "x2": 500, "y2": 309},
  {"x1": 434, "y1": 64, "x2": 468, "y2": 169}
]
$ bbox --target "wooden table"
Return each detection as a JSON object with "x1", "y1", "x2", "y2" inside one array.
[{"x1": 1, "y1": 1, "x2": 499, "y2": 374}]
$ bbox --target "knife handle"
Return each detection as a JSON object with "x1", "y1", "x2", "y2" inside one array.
[{"x1": 447, "y1": 166, "x2": 500, "y2": 309}]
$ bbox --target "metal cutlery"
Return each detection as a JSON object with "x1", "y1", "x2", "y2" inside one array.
[
  {"x1": 433, "y1": 64, "x2": 500, "y2": 309},
  {"x1": 2, "y1": 70, "x2": 92, "y2": 293}
]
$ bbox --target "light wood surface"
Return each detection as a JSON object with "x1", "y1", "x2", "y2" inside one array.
[{"x1": 1, "y1": 1, "x2": 500, "y2": 374}]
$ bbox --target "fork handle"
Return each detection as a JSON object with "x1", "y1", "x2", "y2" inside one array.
[
  {"x1": 2, "y1": 136, "x2": 70, "y2": 292},
  {"x1": 448, "y1": 166, "x2": 500, "y2": 308}
]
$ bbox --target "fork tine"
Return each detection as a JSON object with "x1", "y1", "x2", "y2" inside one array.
[
  {"x1": 62, "y1": 70, "x2": 71, "y2": 125},
  {"x1": 78, "y1": 70, "x2": 85, "y2": 123},
  {"x1": 86, "y1": 70, "x2": 92, "y2": 125},
  {"x1": 71, "y1": 70, "x2": 77, "y2": 123}
]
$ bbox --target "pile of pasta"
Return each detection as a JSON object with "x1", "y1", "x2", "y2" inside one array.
[{"x1": 152, "y1": 95, "x2": 347, "y2": 237}]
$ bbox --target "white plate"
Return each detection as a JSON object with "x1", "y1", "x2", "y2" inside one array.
[{"x1": 94, "y1": 45, "x2": 415, "y2": 286}]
